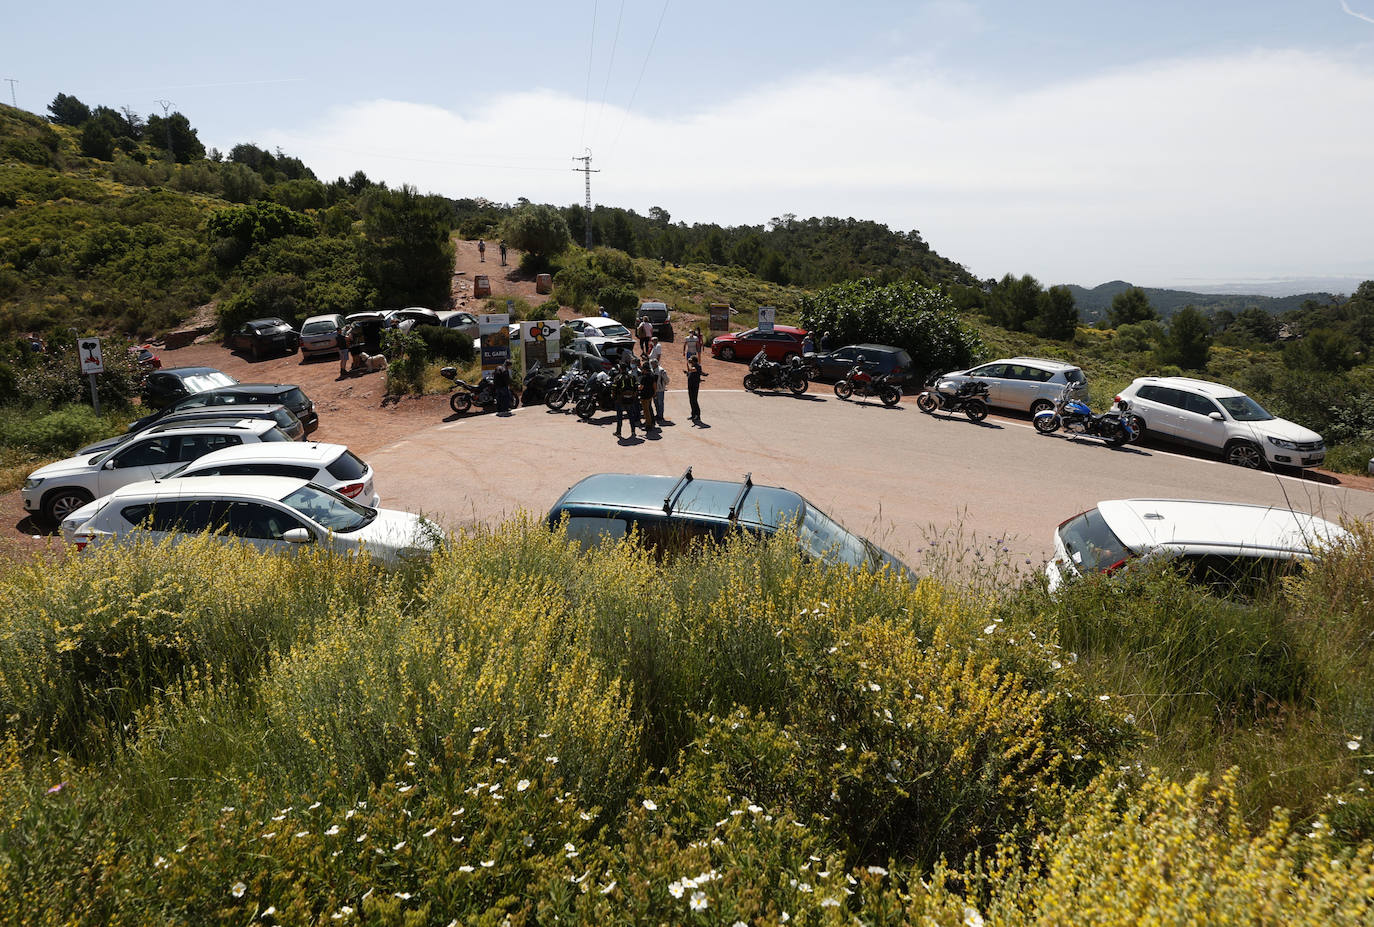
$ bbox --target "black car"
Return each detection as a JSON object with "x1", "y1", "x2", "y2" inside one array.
[
  {"x1": 636, "y1": 302, "x2": 674, "y2": 342},
  {"x1": 228, "y1": 318, "x2": 300, "y2": 360},
  {"x1": 79, "y1": 403, "x2": 306, "y2": 454},
  {"x1": 132, "y1": 383, "x2": 318, "y2": 434},
  {"x1": 547, "y1": 468, "x2": 907, "y2": 573},
  {"x1": 140, "y1": 367, "x2": 240, "y2": 409},
  {"x1": 804, "y1": 344, "x2": 915, "y2": 384}
]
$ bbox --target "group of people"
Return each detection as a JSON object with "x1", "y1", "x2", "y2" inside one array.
[
  {"x1": 610, "y1": 326, "x2": 708, "y2": 440},
  {"x1": 477, "y1": 240, "x2": 509, "y2": 266}
]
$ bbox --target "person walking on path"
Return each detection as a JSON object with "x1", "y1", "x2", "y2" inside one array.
[
  {"x1": 652, "y1": 359, "x2": 670, "y2": 424},
  {"x1": 685, "y1": 354, "x2": 707, "y2": 424},
  {"x1": 478, "y1": 240, "x2": 486, "y2": 262},
  {"x1": 499, "y1": 241, "x2": 508, "y2": 265},
  {"x1": 638, "y1": 360, "x2": 657, "y2": 430},
  {"x1": 683, "y1": 327, "x2": 701, "y2": 360},
  {"x1": 613, "y1": 360, "x2": 640, "y2": 439},
  {"x1": 493, "y1": 358, "x2": 515, "y2": 416},
  {"x1": 647, "y1": 337, "x2": 662, "y2": 364},
  {"x1": 337, "y1": 327, "x2": 351, "y2": 377},
  {"x1": 637, "y1": 317, "x2": 653, "y2": 355}
]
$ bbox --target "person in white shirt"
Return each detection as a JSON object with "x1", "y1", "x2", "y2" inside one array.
[{"x1": 647, "y1": 337, "x2": 663, "y2": 364}]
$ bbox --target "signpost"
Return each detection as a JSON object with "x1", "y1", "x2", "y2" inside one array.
[
  {"x1": 518, "y1": 320, "x2": 563, "y2": 377},
  {"x1": 78, "y1": 337, "x2": 103, "y2": 415},
  {"x1": 757, "y1": 306, "x2": 776, "y2": 333},
  {"x1": 477, "y1": 313, "x2": 511, "y2": 372}
]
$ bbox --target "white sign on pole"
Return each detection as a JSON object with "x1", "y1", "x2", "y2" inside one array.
[
  {"x1": 519, "y1": 320, "x2": 563, "y2": 375},
  {"x1": 478, "y1": 313, "x2": 512, "y2": 372},
  {"x1": 758, "y1": 306, "x2": 776, "y2": 333},
  {"x1": 78, "y1": 338, "x2": 105, "y2": 374}
]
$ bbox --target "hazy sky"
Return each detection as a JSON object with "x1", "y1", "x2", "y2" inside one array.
[{"x1": 6, "y1": 0, "x2": 1373, "y2": 290}]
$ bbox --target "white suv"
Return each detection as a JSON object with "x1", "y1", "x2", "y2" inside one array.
[
  {"x1": 21, "y1": 419, "x2": 290, "y2": 525},
  {"x1": 168, "y1": 441, "x2": 380, "y2": 507},
  {"x1": 936, "y1": 357, "x2": 1088, "y2": 414},
  {"x1": 1116, "y1": 376, "x2": 1325, "y2": 469}
]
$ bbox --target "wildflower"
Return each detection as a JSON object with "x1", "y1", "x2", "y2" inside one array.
[
  {"x1": 867, "y1": 865, "x2": 888, "y2": 876},
  {"x1": 294, "y1": 831, "x2": 309, "y2": 838},
  {"x1": 345, "y1": 809, "x2": 356, "y2": 819},
  {"x1": 393, "y1": 841, "x2": 406, "y2": 850},
  {"x1": 393, "y1": 892, "x2": 412, "y2": 900},
  {"x1": 600, "y1": 880, "x2": 617, "y2": 894},
  {"x1": 459, "y1": 865, "x2": 474, "y2": 873},
  {"x1": 221, "y1": 806, "x2": 235, "y2": 812},
  {"x1": 799, "y1": 882, "x2": 813, "y2": 893},
  {"x1": 272, "y1": 815, "x2": 286, "y2": 822},
  {"x1": 642, "y1": 798, "x2": 658, "y2": 811},
  {"x1": 523, "y1": 835, "x2": 534, "y2": 847},
  {"x1": 356, "y1": 833, "x2": 367, "y2": 842},
  {"x1": 983, "y1": 624, "x2": 997, "y2": 635},
  {"x1": 517, "y1": 779, "x2": 531, "y2": 792},
  {"x1": 868, "y1": 682, "x2": 881, "y2": 691},
  {"x1": 231, "y1": 881, "x2": 247, "y2": 898},
  {"x1": 262, "y1": 832, "x2": 277, "y2": 839},
  {"x1": 1348, "y1": 738, "x2": 1363, "y2": 751},
  {"x1": 472, "y1": 726, "x2": 484, "y2": 733},
  {"x1": 482, "y1": 859, "x2": 495, "y2": 868},
  {"x1": 580, "y1": 811, "x2": 592, "y2": 821},
  {"x1": 326, "y1": 825, "x2": 340, "y2": 836},
  {"x1": 41, "y1": 781, "x2": 67, "y2": 795},
  {"x1": 1098, "y1": 694, "x2": 1111, "y2": 701},
  {"x1": 748, "y1": 804, "x2": 762, "y2": 813},
  {"x1": 308, "y1": 801, "x2": 321, "y2": 810},
  {"x1": 821, "y1": 897, "x2": 841, "y2": 907},
  {"x1": 1051, "y1": 659, "x2": 1062, "y2": 670},
  {"x1": 964, "y1": 906, "x2": 985, "y2": 927},
  {"x1": 424, "y1": 827, "x2": 437, "y2": 838},
  {"x1": 836, "y1": 743, "x2": 848, "y2": 752},
  {"x1": 397, "y1": 784, "x2": 414, "y2": 793},
  {"x1": 690, "y1": 890, "x2": 708, "y2": 911},
  {"x1": 262, "y1": 907, "x2": 276, "y2": 918},
  {"x1": 545, "y1": 755, "x2": 559, "y2": 764},
  {"x1": 669, "y1": 881, "x2": 685, "y2": 899}
]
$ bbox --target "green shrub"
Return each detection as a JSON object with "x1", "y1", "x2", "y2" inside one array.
[
  {"x1": 0, "y1": 403, "x2": 118, "y2": 455},
  {"x1": 415, "y1": 324, "x2": 474, "y2": 363}
]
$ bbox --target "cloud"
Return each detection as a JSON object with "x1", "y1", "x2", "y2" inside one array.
[
  {"x1": 1341, "y1": 1, "x2": 1374, "y2": 25},
  {"x1": 267, "y1": 48, "x2": 1374, "y2": 285}
]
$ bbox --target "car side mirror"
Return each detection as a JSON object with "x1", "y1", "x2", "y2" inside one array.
[
  {"x1": 1208, "y1": 411, "x2": 1223, "y2": 421},
  {"x1": 103, "y1": 458, "x2": 118, "y2": 470},
  {"x1": 282, "y1": 527, "x2": 313, "y2": 544}
]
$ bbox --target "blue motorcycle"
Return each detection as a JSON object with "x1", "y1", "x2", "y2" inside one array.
[{"x1": 1033, "y1": 383, "x2": 1136, "y2": 447}]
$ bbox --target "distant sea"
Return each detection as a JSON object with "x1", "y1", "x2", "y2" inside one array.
[{"x1": 1151, "y1": 276, "x2": 1368, "y2": 298}]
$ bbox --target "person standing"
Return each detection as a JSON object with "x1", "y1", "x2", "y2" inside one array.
[
  {"x1": 802, "y1": 331, "x2": 815, "y2": 355},
  {"x1": 638, "y1": 360, "x2": 657, "y2": 429},
  {"x1": 683, "y1": 327, "x2": 701, "y2": 360},
  {"x1": 652, "y1": 359, "x2": 669, "y2": 424},
  {"x1": 614, "y1": 360, "x2": 640, "y2": 439},
  {"x1": 647, "y1": 337, "x2": 662, "y2": 364},
  {"x1": 685, "y1": 354, "x2": 707, "y2": 424},
  {"x1": 337, "y1": 326, "x2": 351, "y2": 377},
  {"x1": 493, "y1": 358, "x2": 514, "y2": 416},
  {"x1": 478, "y1": 240, "x2": 486, "y2": 262},
  {"x1": 499, "y1": 241, "x2": 508, "y2": 265},
  {"x1": 637, "y1": 316, "x2": 653, "y2": 355}
]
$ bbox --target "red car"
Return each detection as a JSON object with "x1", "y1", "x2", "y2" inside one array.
[{"x1": 709, "y1": 325, "x2": 809, "y2": 362}]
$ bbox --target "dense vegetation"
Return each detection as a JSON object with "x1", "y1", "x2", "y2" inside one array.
[{"x1": 0, "y1": 522, "x2": 1371, "y2": 923}]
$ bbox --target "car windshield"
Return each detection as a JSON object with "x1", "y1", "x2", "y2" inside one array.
[
  {"x1": 595, "y1": 323, "x2": 631, "y2": 337},
  {"x1": 281, "y1": 484, "x2": 376, "y2": 533},
  {"x1": 1057, "y1": 508, "x2": 1131, "y2": 573},
  {"x1": 797, "y1": 504, "x2": 886, "y2": 570},
  {"x1": 1217, "y1": 394, "x2": 1274, "y2": 422},
  {"x1": 182, "y1": 373, "x2": 236, "y2": 393}
]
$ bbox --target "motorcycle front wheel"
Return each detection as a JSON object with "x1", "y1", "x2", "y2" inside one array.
[
  {"x1": 575, "y1": 397, "x2": 597, "y2": 420},
  {"x1": 546, "y1": 388, "x2": 569, "y2": 411},
  {"x1": 834, "y1": 381, "x2": 853, "y2": 400},
  {"x1": 788, "y1": 373, "x2": 809, "y2": 395},
  {"x1": 915, "y1": 392, "x2": 938, "y2": 413},
  {"x1": 964, "y1": 399, "x2": 988, "y2": 423},
  {"x1": 743, "y1": 373, "x2": 760, "y2": 393},
  {"x1": 1033, "y1": 414, "x2": 1060, "y2": 435},
  {"x1": 450, "y1": 391, "x2": 472, "y2": 414},
  {"x1": 878, "y1": 385, "x2": 900, "y2": 407}
]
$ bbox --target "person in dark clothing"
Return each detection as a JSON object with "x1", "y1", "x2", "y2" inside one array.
[
  {"x1": 685, "y1": 354, "x2": 707, "y2": 424},
  {"x1": 820, "y1": 331, "x2": 834, "y2": 352},
  {"x1": 499, "y1": 241, "x2": 508, "y2": 265},
  {"x1": 638, "y1": 361, "x2": 657, "y2": 429},
  {"x1": 492, "y1": 358, "x2": 514, "y2": 415},
  {"x1": 613, "y1": 361, "x2": 639, "y2": 438}
]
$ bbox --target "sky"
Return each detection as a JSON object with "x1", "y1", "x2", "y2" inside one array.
[{"x1": 5, "y1": 0, "x2": 1374, "y2": 292}]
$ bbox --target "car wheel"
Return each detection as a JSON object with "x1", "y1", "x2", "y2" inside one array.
[
  {"x1": 43, "y1": 487, "x2": 93, "y2": 526},
  {"x1": 1029, "y1": 399, "x2": 1053, "y2": 417},
  {"x1": 1225, "y1": 440, "x2": 1265, "y2": 469},
  {"x1": 719, "y1": 345, "x2": 736, "y2": 361}
]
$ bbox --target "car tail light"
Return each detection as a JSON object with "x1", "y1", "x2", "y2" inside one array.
[
  {"x1": 1103, "y1": 558, "x2": 1128, "y2": 575},
  {"x1": 339, "y1": 483, "x2": 365, "y2": 499}
]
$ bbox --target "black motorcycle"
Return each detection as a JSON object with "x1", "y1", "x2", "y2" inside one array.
[
  {"x1": 834, "y1": 362, "x2": 902, "y2": 407},
  {"x1": 545, "y1": 368, "x2": 589, "y2": 411},
  {"x1": 915, "y1": 376, "x2": 989, "y2": 422},
  {"x1": 520, "y1": 362, "x2": 559, "y2": 407},
  {"x1": 574, "y1": 371, "x2": 618, "y2": 419},
  {"x1": 744, "y1": 357, "x2": 809, "y2": 395},
  {"x1": 440, "y1": 366, "x2": 500, "y2": 414}
]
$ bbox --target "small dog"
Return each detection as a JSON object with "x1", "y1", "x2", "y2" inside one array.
[{"x1": 354, "y1": 352, "x2": 388, "y2": 373}]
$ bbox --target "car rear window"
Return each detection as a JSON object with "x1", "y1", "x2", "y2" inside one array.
[
  {"x1": 326, "y1": 450, "x2": 368, "y2": 481},
  {"x1": 1057, "y1": 508, "x2": 1131, "y2": 573},
  {"x1": 1064, "y1": 368, "x2": 1085, "y2": 384},
  {"x1": 272, "y1": 409, "x2": 299, "y2": 430},
  {"x1": 261, "y1": 428, "x2": 290, "y2": 442},
  {"x1": 281, "y1": 388, "x2": 309, "y2": 409},
  {"x1": 301, "y1": 320, "x2": 337, "y2": 335}
]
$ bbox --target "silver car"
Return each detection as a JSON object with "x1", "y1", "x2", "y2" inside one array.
[
  {"x1": 299, "y1": 314, "x2": 345, "y2": 358},
  {"x1": 937, "y1": 357, "x2": 1087, "y2": 414}
]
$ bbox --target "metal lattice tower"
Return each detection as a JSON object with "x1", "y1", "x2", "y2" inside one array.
[{"x1": 572, "y1": 149, "x2": 599, "y2": 250}]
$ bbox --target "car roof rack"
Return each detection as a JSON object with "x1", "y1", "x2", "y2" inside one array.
[
  {"x1": 727, "y1": 473, "x2": 754, "y2": 522},
  {"x1": 663, "y1": 467, "x2": 694, "y2": 514}
]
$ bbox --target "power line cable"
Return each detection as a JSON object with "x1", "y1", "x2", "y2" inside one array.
[
  {"x1": 592, "y1": 0, "x2": 627, "y2": 145},
  {"x1": 608, "y1": 0, "x2": 671, "y2": 158},
  {"x1": 579, "y1": 0, "x2": 598, "y2": 151}
]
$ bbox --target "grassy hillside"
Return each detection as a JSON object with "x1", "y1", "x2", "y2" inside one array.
[
  {"x1": 0, "y1": 524, "x2": 1371, "y2": 922},
  {"x1": 1066, "y1": 279, "x2": 1339, "y2": 322}
]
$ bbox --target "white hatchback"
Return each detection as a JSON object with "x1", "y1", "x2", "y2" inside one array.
[
  {"x1": 59, "y1": 476, "x2": 441, "y2": 567},
  {"x1": 1045, "y1": 498, "x2": 1348, "y2": 592},
  {"x1": 935, "y1": 357, "x2": 1088, "y2": 414},
  {"x1": 167, "y1": 441, "x2": 380, "y2": 507},
  {"x1": 1116, "y1": 376, "x2": 1325, "y2": 469}
]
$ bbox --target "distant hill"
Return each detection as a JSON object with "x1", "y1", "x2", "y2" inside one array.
[{"x1": 1063, "y1": 281, "x2": 1340, "y2": 323}]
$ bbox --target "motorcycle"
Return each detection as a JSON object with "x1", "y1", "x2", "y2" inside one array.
[
  {"x1": 915, "y1": 376, "x2": 990, "y2": 422},
  {"x1": 440, "y1": 366, "x2": 501, "y2": 414},
  {"x1": 545, "y1": 367, "x2": 590, "y2": 411},
  {"x1": 574, "y1": 371, "x2": 618, "y2": 419},
  {"x1": 834, "y1": 362, "x2": 902, "y2": 407},
  {"x1": 744, "y1": 356, "x2": 809, "y2": 395},
  {"x1": 520, "y1": 361, "x2": 559, "y2": 407},
  {"x1": 1032, "y1": 383, "x2": 1135, "y2": 447}
]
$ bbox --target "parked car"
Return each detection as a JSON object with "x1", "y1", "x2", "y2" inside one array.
[
  {"x1": 804, "y1": 344, "x2": 915, "y2": 384},
  {"x1": 547, "y1": 469, "x2": 908, "y2": 573},
  {"x1": 934, "y1": 358, "x2": 1087, "y2": 414},
  {"x1": 1116, "y1": 376, "x2": 1325, "y2": 469},
  {"x1": 636, "y1": 301, "x2": 673, "y2": 341},
  {"x1": 709, "y1": 326, "x2": 809, "y2": 363},
  {"x1": 344, "y1": 312, "x2": 388, "y2": 354},
  {"x1": 390, "y1": 307, "x2": 443, "y2": 329},
  {"x1": 228, "y1": 317, "x2": 300, "y2": 360},
  {"x1": 436, "y1": 310, "x2": 480, "y2": 339},
  {"x1": 1045, "y1": 498, "x2": 1348, "y2": 593},
  {"x1": 563, "y1": 317, "x2": 637, "y2": 359},
  {"x1": 299, "y1": 313, "x2": 345, "y2": 359},
  {"x1": 168, "y1": 441, "x2": 380, "y2": 506},
  {"x1": 58, "y1": 476, "x2": 440, "y2": 568},
  {"x1": 22, "y1": 419, "x2": 291, "y2": 525},
  {"x1": 79, "y1": 403, "x2": 305, "y2": 453},
  {"x1": 140, "y1": 367, "x2": 239, "y2": 409},
  {"x1": 132, "y1": 382, "x2": 319, "y2": 435}
]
